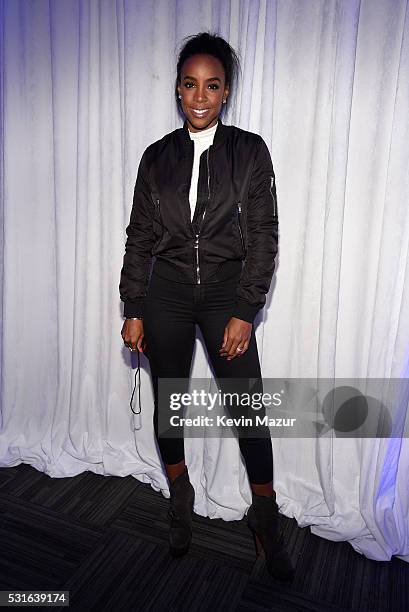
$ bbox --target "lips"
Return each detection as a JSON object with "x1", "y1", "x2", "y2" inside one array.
[{"x1": 190, "y1": 108, "x2": 210, "y2": 118}]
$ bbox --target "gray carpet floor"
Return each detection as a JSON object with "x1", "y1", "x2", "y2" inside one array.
[{"x1": 0, "y1": 464, "x2": 407, "y2": 611}]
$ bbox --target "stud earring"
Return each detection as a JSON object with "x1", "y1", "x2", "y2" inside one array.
[{"x1": 178, "y1": 94, "x2": 182, "y2": 100}]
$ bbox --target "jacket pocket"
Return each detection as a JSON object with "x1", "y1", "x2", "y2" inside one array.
[{"x1": 236, "y1": 202, "x2": 247, "y2": 258}]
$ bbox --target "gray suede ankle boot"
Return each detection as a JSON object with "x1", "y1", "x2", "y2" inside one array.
[{"x1": 167, "y1": 468, "x2": 195, "y2": 557}]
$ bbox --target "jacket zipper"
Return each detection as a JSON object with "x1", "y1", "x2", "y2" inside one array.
[
  {"x1": 270, "y1": 175, "x2": 278, "y2": 219},
  {"x1": 155, "y1": 199, "x2": 164, "y2": 246},
  {"x1": 194, "y1": 147, "x2": 211, "y2": 284},
  {"x1": 237, "y1": 202, "x2": 246, "y2": 257}
]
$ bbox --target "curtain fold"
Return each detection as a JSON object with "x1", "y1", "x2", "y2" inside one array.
[{"x1": 1, "y1": 0, "x2": 408, "y2": 562}]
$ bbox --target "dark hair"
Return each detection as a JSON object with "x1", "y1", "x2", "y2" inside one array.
[{"x1": 175, "y1": 32, "x2": 240, "y2": 114}]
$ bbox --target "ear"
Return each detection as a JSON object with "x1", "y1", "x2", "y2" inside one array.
[{"x1": 223, "y1": 86, "x2": 230, "y2": 101}]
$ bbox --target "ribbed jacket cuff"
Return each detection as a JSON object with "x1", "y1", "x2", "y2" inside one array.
[
  {"x1": 123, "y1": 298, "x2": 145, "y2": 319},
  {"x1": 231, "y1": 300, "x2": 261, "y2": 324}
]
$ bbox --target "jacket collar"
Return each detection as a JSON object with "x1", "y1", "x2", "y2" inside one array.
[{"x1": 177, "y1": 115, "x2": 229, "y2": 157}]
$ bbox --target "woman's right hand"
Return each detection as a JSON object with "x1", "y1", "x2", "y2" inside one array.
[{"x1": 121, "y1": 319, "x2": 146, "y2": 353}]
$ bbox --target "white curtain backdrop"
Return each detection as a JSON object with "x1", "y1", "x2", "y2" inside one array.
[{"x1": 1, "y1": 0, "x2": 409, "y2": 563}]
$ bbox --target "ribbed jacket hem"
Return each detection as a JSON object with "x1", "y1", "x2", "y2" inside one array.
[{"x1": 152, "y1": 258, "x2": 243, "y2": 284}]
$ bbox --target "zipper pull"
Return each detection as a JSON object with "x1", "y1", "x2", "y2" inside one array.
[{"x1": 237, "y1": 202, "x2": 242, "y2": 213}]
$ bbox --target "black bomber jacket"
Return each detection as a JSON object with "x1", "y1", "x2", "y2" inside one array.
[{"x1": 119, "y1": 117, "x2": 279, "y2": 324}]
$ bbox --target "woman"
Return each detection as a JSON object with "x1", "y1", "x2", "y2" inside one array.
[{"x1": 119, "y1": 32, "x2": 294, "y2": 582}]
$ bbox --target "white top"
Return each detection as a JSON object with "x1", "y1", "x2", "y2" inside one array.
[{"x1": 188, "y1": 121, "x2": 218, "y2": 220}]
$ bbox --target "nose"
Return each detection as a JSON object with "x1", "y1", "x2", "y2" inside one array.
[{"x1": 194, "y1": 84, "x2": 208, "y2": 103}]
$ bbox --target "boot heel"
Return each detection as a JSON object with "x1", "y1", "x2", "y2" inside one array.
[
  {"x1": 252, "y1": 529, "x2": 263, "y2": 556},
  {"x1": 248, "y1": 506, "x2": 263, "y2": 556}
]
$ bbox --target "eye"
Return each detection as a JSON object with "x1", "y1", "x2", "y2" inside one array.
[{"x1": 182, "y1": 82, "x2": 220, "y2": 90}]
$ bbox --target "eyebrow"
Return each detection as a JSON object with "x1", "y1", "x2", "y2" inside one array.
[{"x1": 183, "y1": 76, "x2": 222, "y2": 82}]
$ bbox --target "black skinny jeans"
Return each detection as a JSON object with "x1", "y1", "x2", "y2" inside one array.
[{"x1": 143, "y1": 269, "x2": 274, "y2": 485}]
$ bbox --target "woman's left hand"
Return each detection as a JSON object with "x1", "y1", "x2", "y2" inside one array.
[{"x1": 219, "y1": 317, "x2": 252, "y2": 360}]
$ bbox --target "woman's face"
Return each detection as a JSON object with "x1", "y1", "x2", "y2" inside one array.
[{"x1": 177, "y1": 53, "x2": 229, "y2": 132}]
